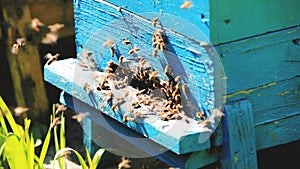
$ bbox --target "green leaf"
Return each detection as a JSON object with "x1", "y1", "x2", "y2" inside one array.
[
  {"x1": 39, "y1": 127, "x2": 51, "y2": 164},
  {"x1": 0, "y1": 97, "x2": 21, "y2": 136},
  {"x1": 27, "y1": 135, "x2": 35, "y2": 169},
  {"x1": 91, "y1": 148, "x2": 105, "y2": 169},
  {"x1": 4, "y1": 134, "x2": 28, "y2": 169},
  {"x1": 85, "y1": 148, "x2": 92, "y2": 168},
  {"x1": 60, "y1": 113, "x2": 66, "y2": 149},
  {"x1": 54, "y1": 148, "x2": 88, "y2": 169}
]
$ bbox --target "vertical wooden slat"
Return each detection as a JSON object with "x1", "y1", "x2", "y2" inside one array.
[
  {"x1": 1, "y1": 0, "x2": 48, "y2": 120},
  {"x1": 221, "y1": 100, "x2": 258, "y2": 169}
]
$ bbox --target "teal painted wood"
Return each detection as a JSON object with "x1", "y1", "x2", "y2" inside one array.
[
  {"x1": 44, "y1": 58, "x2": 211, "y2": 155},
  {"x1": 221, "y1": 100, "x2": 258, "y2": 169},
  {"x1": 60, "y1": 91, "x2": 190, "y2": 168},
  {"x1": 97, "y1": 0, "x2": 300, "y2": 44},
  {"x1": 73, "y1": 0, "x2": 221, "y2": 114},
  {"x1": 218, "y1": 26, "x2": 300, "y2": 94}
]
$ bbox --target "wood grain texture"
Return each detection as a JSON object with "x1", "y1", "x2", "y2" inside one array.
[
  {"x1": 219, "y1": 26, "x2": 300, "y2": 94},
  {"x1": 101, "y1": 0, "x2": 300, "y2": 44},
  {"x1": 221, "y1": 100, "x2": 258, "y2": 169},
  {"x1": 44, "y1": 58, "x2": 212, "y2": 154},
  {"x1": 2, "y1": 2, "x2": 48, "y2": 120}
]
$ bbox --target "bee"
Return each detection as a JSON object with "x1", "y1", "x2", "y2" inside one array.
[
  {"x1": 164, "y1": 65, "x2": 173, "y2": 77},
  {"x1": 83, "y1": 82, "x2": 92, "y2": 94},
  {"x1": 174, "y1": 76, "x2": 182, "y2": 83},
  {"x1": 13, "y1": 106, "x2": 29, "y2": 116},
  {"x1": 214, "y1": 108, "x2": 225, "y2": 118},
  {"x1": 200, "y1": 41, "x2": 207, "y2": 46},
  {"x1": 110, "y1": 47, "x2": 115, "y2": 57},
  {"x1": 102, "y1": 38, "x2": 115, "y2": 48},
  {"x1": 11, "y1": 38, "x2": 26, "y2": 54},
  {"x1": 105, "y1": 91, "x2": 113, "y2": 103},
  {"x1": 31, "y1": 18, "x2": 44, "y2": 32},
  {"x1": 55, "y1": 103, "x2": 68, "y2": 115},
  {"x1": 122, "y1": 114, "x2": 135, "y2": 123},
  {"x1": 81, "y1": 48, "x2": 93, "y2": 58},
  {"x1": 72, "y1": 113, "x2": 88, "y2": 124},
  {"x1": 197, "y1": 110, "x2": 206, "y2": 120},
  {"x1": 48, "y1": 23, "x2": 65, "y2": 32},
  {"x1": 41, "y1": 32, "x2": 58, "y2": 44},
  {"x1": 59, "y1": 150, "x2": 71, "y2": 158},
  {"x1": 122, "y1": 39, "x2": 131, "y2": 45},
  {"x1": 118, "y1": 55, "x2": 124, "y2": 64},
  {"x1": 50, "y1": 117, "x2": 61, "y2": 128},
  {"x1": 44, "y1": 53, "x2": 60, "y2": 65},
  {"x1": 111, "y1": 102, "x2": 119, "y2": 110},
  {"x1": 148, "y1": 71, "x2": 158, "y2": 81},
  {"x1": 152, "y1": 17, "x2": 159, "y2": 27},
  {"x1": 180, "y1": 1, "x2": 193, "y2": 9},
  {"x1": 118, "y1": 157, "x2": 131, "y2": 169},
  {"x1": 128, "y1": 47, "x2": 140, "y2": 55},
  {"x1": 200, "y1": 119, "x2": 212, "y2": 128}
]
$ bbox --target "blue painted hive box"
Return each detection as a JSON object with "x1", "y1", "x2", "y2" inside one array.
[{"x1": 44, "y1": 0, "x2": 300, "y2": 168}]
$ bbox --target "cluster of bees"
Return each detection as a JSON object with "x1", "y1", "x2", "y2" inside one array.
[{"x1": 76, "y1": 16, "x2": 224, "y2": 125}]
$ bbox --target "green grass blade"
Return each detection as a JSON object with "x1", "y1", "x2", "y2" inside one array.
[
  {"x1": 34, "y1": 155, "x2": 44, "y2": 169},
  {"x1": 85, "y1": 147, "x2": 92, "y2": 168},
  {"x1": 27, "y1": 135, "x2": 35, "y2": 169},
  {"x1": 0, "y1": 110, "x2": 8, "y2": 135},
  {"x1": 54, "y1": 148, "x2": 88, "y2": 169},
  {"x1": 60, "y1": 113, "x2": 66, "y2": 149},
  {"x1": 91, "y1": 148, "x2": 105, "y2": 169},
  {"x1": 39, "y1": 126, "x2": 51, "y2": 164},
  {"x1": 0, "y1": 97, "x2": 20, "y2": 136},
  {"x1": 4, "y1": 134, "x2": 29, "y2": 169}
]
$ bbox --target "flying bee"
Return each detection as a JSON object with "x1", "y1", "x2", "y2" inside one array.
[
  {"x1": 31, "y1": 18, "x2": 44, "y2": 32},
  {"x1": 102, "y1": 38, "x2": 115, "y2": 48},
  {"x1": 59, "y1": 150, "x2": 71, "y2": 158},
  {"x1": 128, "y1": 47, "x2": 140, "y2": 55},
  {"x1": 55, "y1": 103, "x2": 67, "y2": 115},
  {"x1": 50, "y1": 117, "x2": 61, "y2": 128},
  {"x1": 214, "y1": 108, "x2": 225, "y2": 118},
  {"x1": 152, "y1": 17, "x2": 159, "y2": 27},
  {"x1": 180, "y1": 1, "x2": 193, "y2": 9},
  {"x1": 164, "y1": 65, "x2": 174, "y2": 77},
  {"x1": 48, "y1": 23, "x2": 64, "y2": 32},
  {"x1": 83, "y1": 82, "x2": 92, "y2": 94},
  {"x1": 11, "y1": 38, "x2": 26, "y2": 54},
  {"x1": 122, "y1": 39, "x2": 131, "y2": 45},
  {"x1": 118, "y1": 157, "x2": 131, "y2": 169},
  {"x1": 44, "y1": 53, "x2": 60, "y2": 65}
]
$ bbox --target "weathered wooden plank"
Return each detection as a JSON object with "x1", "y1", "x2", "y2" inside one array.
[
  {"x1": 73, "y1": 0, "x2": 223, "y2": 116},
  {"x1": 2, "y1": 1, "x2": 48, "y2": 120},
  {"x1": 219, "y1": 26, "x2": 300, "y2": 94},
  {"x1": 255, "y1": 112, "x2": 300, "y2": 150},
  {"x1": 60, "y1": 91, "x2": 190, "y2": 168},
  {"x1": 44, "y1": 58, "x2": 212, "y2": 154},
  {"x1": 210, "y1": 0, "x2": 300, "y2": 44},
  {"x1": 227, "y1": 76, "x2": 300, "y2": 125},
  {"x1": 96, "y1": 0, "x2": 300, "y2": 44},
  {"x1": 221, "y1": 100, "x2": 258, "y2": 169}
]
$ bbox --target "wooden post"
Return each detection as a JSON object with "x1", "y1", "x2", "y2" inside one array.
[
  {"x1": 221, "y1": 100, "x2": 258, "y2": 169},
  {"x1": 1, "y1": 0, "x2": 48, "y2": 121}
]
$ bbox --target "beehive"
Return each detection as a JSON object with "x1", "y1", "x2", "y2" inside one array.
[{"x1": 44, "y1": 0, "x2": 300, "y2": 168}]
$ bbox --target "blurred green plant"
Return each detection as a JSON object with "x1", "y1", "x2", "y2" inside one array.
[{"x1": 0, "y1": 96, "x2": 105, "y2": 169}]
